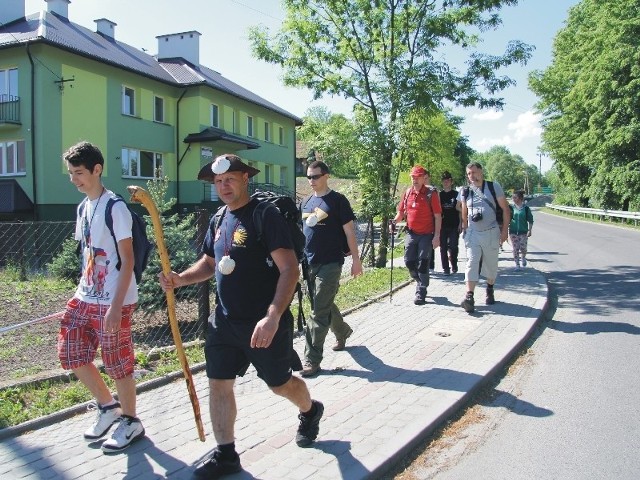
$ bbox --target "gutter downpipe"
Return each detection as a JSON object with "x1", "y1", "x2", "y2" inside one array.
[
  {"x1": 26, "y1": 42, "x2": 37, "y2": 220},
  {"x1": 175, "y1": 88, "x2": 187, "y2": 210}
]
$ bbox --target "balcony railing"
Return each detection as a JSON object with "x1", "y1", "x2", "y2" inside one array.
[{"x1": 0, "y1": 94, "x2": 20, "y2": 125}]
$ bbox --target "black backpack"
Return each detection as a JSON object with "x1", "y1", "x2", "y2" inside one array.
[
  {"x1": 213, "y1": 191, "x2": 309, "y2": 330},
  {"x1": 462, "y1": 181, "x2": 503, "y2": 225},
  {"x1": 79, "y1": 195, "x2": 154, "y2": 284}
]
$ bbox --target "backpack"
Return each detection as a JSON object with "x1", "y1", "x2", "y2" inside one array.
[
  {"x1": 462, "y1": 181, "x2": 503, "y2": 225},
  {"x1": 213, "y1": 190, "x2": 308, "y2": 331},
  {"x1": 300, "y1": 194, "x2": 350, "y2": 256},
  {"x1": 79, "y1": 195, "x2": 154, "y2": 284}
]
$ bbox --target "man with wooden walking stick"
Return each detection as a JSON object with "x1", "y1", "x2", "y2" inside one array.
[
  {"x1": 160, "y1": 154, "x2": 323, "y2": 479},
  {"x1": 60, "y1": 141, "x2": 145, "y2": 453}
]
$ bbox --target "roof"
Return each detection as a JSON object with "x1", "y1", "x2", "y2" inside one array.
[{"x1": 0, "y1": 11, "x2": 302, "y2": 125}]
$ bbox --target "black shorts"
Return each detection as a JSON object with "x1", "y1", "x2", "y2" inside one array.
[{"x1": 204, "y1": 307, "x2": 297, "y2": 387}]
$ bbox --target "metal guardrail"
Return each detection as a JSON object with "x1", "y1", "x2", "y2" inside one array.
[{"x1": 545, "y1": 203, "x2": 640, "y2": 225}]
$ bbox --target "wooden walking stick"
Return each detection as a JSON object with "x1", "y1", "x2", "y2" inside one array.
[{"x1": 127, "y1": 185, "x2": 206, "y2": 442}]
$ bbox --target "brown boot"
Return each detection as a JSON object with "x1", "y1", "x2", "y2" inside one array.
[{"x1": 332, "y1": 328, "x2": 353, "y2": 351}]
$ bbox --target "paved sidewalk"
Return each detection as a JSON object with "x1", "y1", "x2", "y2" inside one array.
[{"x1": 0, "y1": 253, "x2": 547, "y2": 480}]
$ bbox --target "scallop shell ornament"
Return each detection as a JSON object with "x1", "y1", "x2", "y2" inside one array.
[
  {"x1": 218, "y1": 255, "x2": 236, "y2": 275},
  {"x1": 211, "y1": 156, "x2": 231, "y2": 174},
  {"x1": 305, "y1": 214, "x2": 318, "y2": 227}
]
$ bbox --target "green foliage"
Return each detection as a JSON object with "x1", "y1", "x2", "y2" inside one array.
[
  {"x1": 472, "y1": 145, "x2": 542, "y2": 193},
  {"x1": 249, "y1": 0, "x2": 533, "y2": 266},
  {"x1": 137, "y1": 177, "x2": 200, "y2": 315},
  {"x1": 47, "y1": 236, "x2": 81, "y2": 282},
  {"x1": 529, "y1": 0, "x2": 640, "y2": 209}
]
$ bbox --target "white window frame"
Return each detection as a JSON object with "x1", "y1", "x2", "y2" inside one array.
[
  {"x1": 154, "y1": 95, "x2": 164, "y2": 123},
  {"x1": 279, "y1": 166, "x2": 287, "y2": 187},
  {"x1": 122, "y1": 86, "x2": 135, "y2": 116},
  {"x1": 0, "y1": 140, "x2": 25, "y2": 176},
  {"x1": 264, "y1": 164, "x2": 273, "y2": 184},
  {"x1": 278, "y1": 126, "x2": 284, "y2": 145},
  {"x1": 247, "y1": 115, "x2": 254, "y2": 137},
  {"x1": 264, "y1": 121, "x2": 270, "y2": 142},
  {"x1": 210, "y1": 104, "x2": 219, "y2": 128},
  {"x1": 0, "y1": 67, "x2": 18, "y2": 100},
  {"x1": 121, "y1": 147, "x2": 163, "y2": 179}
]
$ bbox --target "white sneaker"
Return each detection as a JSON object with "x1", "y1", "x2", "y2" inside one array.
[
  {"x1": 84, "y1": 402, "x2": 122, "y2": 440},
  {"x1": 101, "y1": 415, "x2": 145, "y2": 453}
]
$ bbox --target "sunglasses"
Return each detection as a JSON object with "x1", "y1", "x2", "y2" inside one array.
[{"x1": 307, "y1": 173, "x2": 325, "y2": 180}]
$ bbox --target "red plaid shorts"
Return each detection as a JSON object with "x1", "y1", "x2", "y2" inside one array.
[{"x1": 58, "y1": 298, "x2": 136, "y2": 380}]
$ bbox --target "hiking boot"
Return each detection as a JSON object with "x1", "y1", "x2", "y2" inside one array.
[
  {"x1": 101, "y1": 415, "x2": 145, "y2": 453},
  {"x1": 443, "y1": 269, "x2": 451, "y2": 276},
  {"x1": 486, "y1": 288, "x2": 496, "y2": 305},
  {"x1": 296, "y1": 400, "x2": 324, "y2": 447},
  {"x1": 332, "y1": 328, "x2": 353, "y2": 351},
  {"x1": 413, "y1": 294, "x2": 426, "y2": 305},
  {"x1": 193, "y1": 448, "x2": 242, "y2": 479},
  {"x1": 522, "y1": 258, "x2": 528, "y2": 267},
  {"x1": 300, "y1": 362, "x2": 320, "y2": 377},
  {"x1": 84, "y1": 401, "x2": 122, "y2": 440},
  {"x1": 461, "y1": 293, "x2": 475, "y2": 313}
]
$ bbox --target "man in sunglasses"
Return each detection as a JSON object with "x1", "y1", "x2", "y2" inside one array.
[{"x1": 300, "y1": 160, "x2": 363, "y2": 377}]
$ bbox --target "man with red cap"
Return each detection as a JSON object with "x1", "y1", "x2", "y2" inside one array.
[{"x1": 392, "y1": 165, "x2": 442, "y2": 305}]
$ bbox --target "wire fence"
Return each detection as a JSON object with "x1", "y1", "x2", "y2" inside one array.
[{"x1": 0, "y1": 211, "x2": 378, "y2": 387}]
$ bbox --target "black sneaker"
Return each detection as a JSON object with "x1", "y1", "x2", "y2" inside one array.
[
  {"x1": 193, "y1": 449, "x2": 242, "y2": 479},
  {"x1": 486, "y1": 288, "x2": 495, "y2": 305},
  {"x1": 296, "y1": 400, "x2": 324, "y2": 447},
  {"x1": 413, "y1": 295, "x2": 426, "y2": 305},
  {"x1": 461, "y1": 293, "x2": 475, "y2": 313}
]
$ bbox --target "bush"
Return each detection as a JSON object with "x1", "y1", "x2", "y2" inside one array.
[{"x1": 47, "y1": 237, "x2": 81, "y2": 282}]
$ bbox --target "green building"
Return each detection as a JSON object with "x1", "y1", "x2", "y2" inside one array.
[{"x1": 0, "y1": 0, "x2": 302, "y2": 220}]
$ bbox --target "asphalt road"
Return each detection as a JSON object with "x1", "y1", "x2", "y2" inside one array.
[{"x1": 425, "y1": 209, "x2": 640, "y2": 480}]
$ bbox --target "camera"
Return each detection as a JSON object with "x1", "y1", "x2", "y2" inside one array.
[{"x1": 471, "y1": 212, "x2": 483, "y2": 222}]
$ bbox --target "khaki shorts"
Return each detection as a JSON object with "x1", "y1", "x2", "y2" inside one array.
[{"x1": 463, "y1": 226, "x2": 500, "y2": 282}]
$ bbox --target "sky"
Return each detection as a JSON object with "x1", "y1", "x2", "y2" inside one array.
[{"x1": 24, "y1": 0, "x2": 581, "y2": 173}]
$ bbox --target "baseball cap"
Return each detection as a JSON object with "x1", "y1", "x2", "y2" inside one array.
[
  {"x1": 410, "y1": 165, "x2": 428, "y2": 177},
  {"x1": 441, "y1": 171, "x2": 452, "y2": 180}
]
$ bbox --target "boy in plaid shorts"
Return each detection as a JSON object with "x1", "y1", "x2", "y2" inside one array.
[{"x1": 58, "y1": 141, "x2": 144, "y2": 453}]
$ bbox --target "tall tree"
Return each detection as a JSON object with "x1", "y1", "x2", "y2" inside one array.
[
  {"x1": 250, "y1": 0, "x2": 533, "y2": 265},
  {"x1": 530, "y1": 0, "x2": 640, "y2": 210},
  {"x1": 472, "y1": 145, "x2": 535, "y2": 192}
]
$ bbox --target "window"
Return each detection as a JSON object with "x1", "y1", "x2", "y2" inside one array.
[
  {"x1": 0, "y1": 140, "x2": 26, "y2": 175},
  {"x1": 247, "y1": 116, "x2": 254, "y2": 137},
  {"x1": 121, "y1": 147, "x2": 162, "y2": 178},
  {"x1": 0, "y1": 68, "x2": 18, "y2": 100},
  {"x1": 279, "y1": 166, "x2": 287, "y2": 187},
  {"x1": 210, "y1": 104, "x2": 219, "y2": 128},
  {"x1": 122, "y1": 86, "x2": 135, "y2": 116},
  {"x1": 232, "y1": 111, "x2": 237, "y2": 133},
  {"x1": 154, "y1": 96, "x2": 164, "y2": 123},
  {"x1": 278, "y1": 126, "x2": 284, "y2": 145},
  {"x1": 264, "y1": 164, "x2": 272, "y2": 184},
  {"x1": 264, "y1": 122, "x2": 270, "y2": 142}
]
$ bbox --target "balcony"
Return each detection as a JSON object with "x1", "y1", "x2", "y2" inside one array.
[{"x1": 0, "y1": 95, "x2": 21, "y2": 127}]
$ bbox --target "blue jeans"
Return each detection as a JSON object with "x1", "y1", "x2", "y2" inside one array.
[{"x1": 304, "y1": 262, "x2": 351, "y2": 365}]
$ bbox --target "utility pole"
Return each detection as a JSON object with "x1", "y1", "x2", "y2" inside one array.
[{"x1": 537, "y1": 152, "x2": 545, "y2": 193}]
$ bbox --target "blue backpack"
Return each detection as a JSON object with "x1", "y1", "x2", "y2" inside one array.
[{"x1": 79, "y1": 195, "x2": 154, "y2": 284}]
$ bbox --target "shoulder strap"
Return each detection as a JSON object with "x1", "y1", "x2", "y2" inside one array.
[
  {"x1": 213, "y1": 205, "x2": 228, "y2": 232},
  {"x1": 252, "y1": 201, "x2": 273, "y2": 244},
  {"x1": 105, "y1": 197, "x2": 124, "y2": 269},
  {"x1": 301, "y1": 194, "x2": 313, "y2": 210},
  {"x1": 487, "y1": 181, "x2": 498, "y2": 205}
]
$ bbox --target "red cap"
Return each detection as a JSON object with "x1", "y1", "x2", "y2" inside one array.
[{"x1": 410, "y1": 165, "x2": 428, "y2": 177}]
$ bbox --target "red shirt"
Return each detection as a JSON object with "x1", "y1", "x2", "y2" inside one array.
[{"x1": 397, "y1": 185, "x2": 442, "y2": 234}]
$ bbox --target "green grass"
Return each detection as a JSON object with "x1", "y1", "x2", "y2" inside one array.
[{"x1": 0, "y1": 266, "x2": 409, "y2": 429}]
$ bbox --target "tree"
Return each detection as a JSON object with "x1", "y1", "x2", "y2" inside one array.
[
  {"x1": 297, "y1": 107, "x2": 361, "y2": 177},
  {"x1": 472, "y1": 145, "x2": 538, "y2": 192},
  {"x1": 250, "y1": 0, "x2": 533, "y2": 266},
  {"x1": 529, "y1": 0, "x2": 640, "y2": 210}
]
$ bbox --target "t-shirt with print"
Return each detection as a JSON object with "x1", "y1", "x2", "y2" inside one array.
[
  {"x1": 439, "y1": 189, "x2": 460, "y2": 229},
  {"x1": 301, "y1": 190, "x2": 356, "y2": 266},
  {"x1": 74, "y1": 189, "x2": 137, "y2": 305},
  {"x1": 463, "y1": 181, "x2": 505, "y2": 232},
  {"x1": 202, "y1": 198, "x2": 294, "y2": 322},
  {"x1": 397, "y1": 185, "x2": 442, "y2": 235}
]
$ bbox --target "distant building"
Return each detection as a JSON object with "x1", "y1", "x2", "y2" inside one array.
[{"x1": 0, "y1": 0, "x2": 302, "y2": 220}]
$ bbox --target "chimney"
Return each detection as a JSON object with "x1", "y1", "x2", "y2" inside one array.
[
  {"x1": 0, "y1": 0, "x2": 25, "y2": 25},
  {"x1": 45, "y1": 0, "x2": 70, "y2": 19},
  {"x1": 94, "y1": 18, "x2": 117, "y2": 39},
  {"x1": 156, "y1": 31, "x2": 201, "y2": 67}
]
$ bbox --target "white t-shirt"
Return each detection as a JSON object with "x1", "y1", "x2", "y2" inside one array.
[{"x1": 74, "y1": 189, "x2": 138, "y2": 305}]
